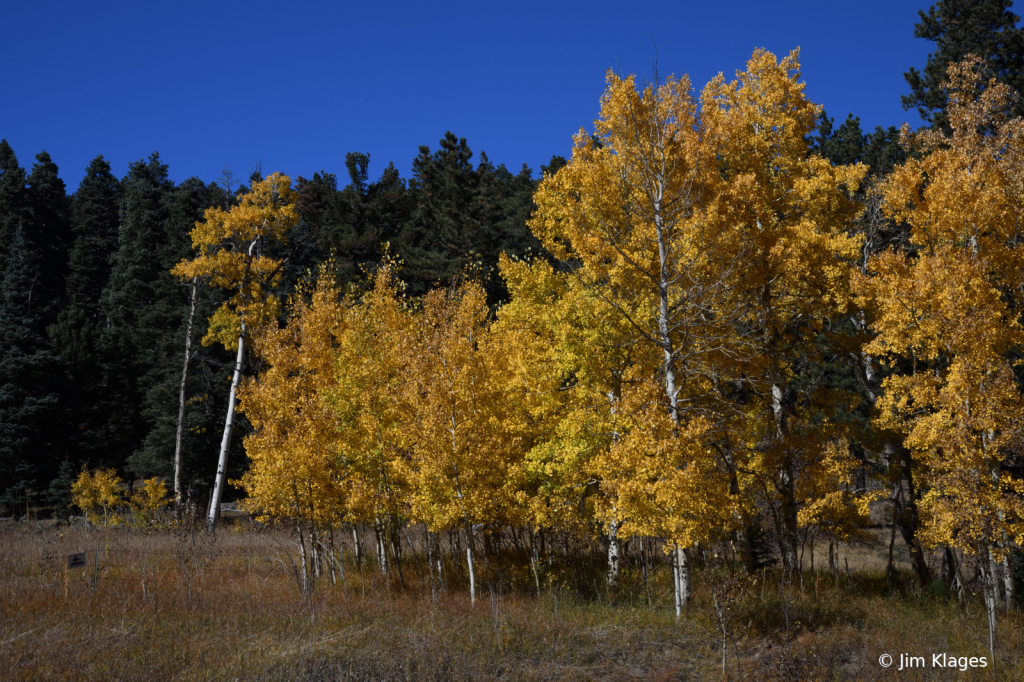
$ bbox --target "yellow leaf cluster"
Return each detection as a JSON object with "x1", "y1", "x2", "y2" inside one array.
[
  {"x1": 171, "y1": 172, "x2": 297, "y2": 349},
  {"x1": 71, "y1": 468, "x2": 124, "y2": 525}
]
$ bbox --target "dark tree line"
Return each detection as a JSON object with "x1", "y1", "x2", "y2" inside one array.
[{"x1": 0, "y1": 133, "x2": 558, "y2": 517}]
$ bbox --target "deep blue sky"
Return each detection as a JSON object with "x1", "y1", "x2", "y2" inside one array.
[{"x1": 2, "y1": 1, "x2": 945, "y2": 190}]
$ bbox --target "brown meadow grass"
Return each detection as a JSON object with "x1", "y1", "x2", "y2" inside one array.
[{"x1": 1, "y1": 519, "x2": 1022, "y2": 681}]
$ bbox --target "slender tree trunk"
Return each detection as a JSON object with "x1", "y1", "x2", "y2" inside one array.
[
  {"x1": 426, "y1": 527, "x2": 436, "y2": 597},
  {"x1": 529, "y1": 528, "x2": 541, "y2": 597},
  {"x1": 465, "y1": 522, "x2": 476, "y2": 605},
  {"x1": 375, "y1": 520, "x2": 388, "y2": 576},
  {"x1": 207, "y1": 321, "x2": 246, "y2": 532},
  {"x1": 989, "y1": 547, "x2": 1004, "y2": 610},
  {"x1": 174, "y1": 277, "x2": 200, "y2": 505},
  {"x1": 296, "y1": 518, "x2": 309, "y2": 596},
  {"x1": 888, "y1": 445, "x2": 931, "y2": 586},
  {"x1": 982, "y1": 547, "x2": 998, "y2": 667},
  {"x1": 672, "y1": 543, "x2": 689, "y2": 619},
  {"x1": 1001, "y1": 553, "x2": 1015, "y2": 611},
  {"x1": 720, "y1": 446, "x2": 755, "y2": 573},
  {"x1": 606, "y1": 516, "x2": 621, "y2": 587},
  {"x1": 771, "y1": 381, "x2": 800, "y2": 575},
  {"x1": 352, "y1": 525, "x2": 362, "y2": 569}
]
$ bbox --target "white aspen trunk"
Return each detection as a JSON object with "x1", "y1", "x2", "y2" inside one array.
[
  {"x1": 606, "y1": 517, "x2": 621, "y2": 587},
  {"x1": 352, "y1": 525, "x2": 362, "y2": 569},
  {"x1": 672, "y1": 545, "x2": 681, "y2": 620},
  {"x1": 653, "y1": 194, "x2": 695, "y2": 611},
  {"x1": 174, "y1": 277, "x2": 199, "y2": 505},
  {"x1": 465, "y1": 522, "x2": 476, "y2": 606},
  {"x1": 1001, "y1": 554, "x2": 1015, "y2": 610},
  {"x1": 206, "y1": 321, "x2": 246, "y2": 532},
  {"x1": 678, "y1": 545, "x2": 690, "y2": 608},
  {"x1": 437, "y1": 539, "x2": 445, "y2": 591},
  {"x1": 311, "y1": 530, "x2": 322, "y2": 578},
  {"x1": 989, "y1": 547, "x2": 1004, "y2": 609},
  {"x1": 375, "y1": 521, "x2": 388, "y2": 576},
  {"x1": 982, "y1": 549, "x2": 998, "y2": 667},
  {"x1": 672, "y1": 543, "x2": 690, "y2": 619},
  {"x1": 772, "y1": 383, "x2": 800, "y2": 575},
  {"x1": 296, "y1": 519, "x2": 309, "y2": 596}
]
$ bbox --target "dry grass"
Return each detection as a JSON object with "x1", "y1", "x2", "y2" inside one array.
[{"x1": 1, "y1": 520, "x2": 1022, "y2": 681}]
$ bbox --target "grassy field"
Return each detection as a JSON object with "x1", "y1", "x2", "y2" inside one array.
[{"x1": 1, "y1": 519, "x2": 1021, "y2": 681}]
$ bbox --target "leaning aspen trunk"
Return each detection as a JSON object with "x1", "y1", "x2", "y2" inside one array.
[
  {"x1": 942, "y1": 547, "x2": 965, "y2": 601},
  {"x1": 206, "y1": 321, "x2": 246, "y2": 532},
  {"x1": 173, "y1": 277, "x2": 199, "y2": 506},
  {"x1": 310, "y1": 530, "x2": 322, "y2": 578},
  {"x1": 465, "y1": 522, "x2": 476, "y2": 606},
  {"x1": 529, "y1": 529, "x2": 542, "y2": 597},
  {"x1": 606, "y1": 517, "x2": 621, "y2": 587}
]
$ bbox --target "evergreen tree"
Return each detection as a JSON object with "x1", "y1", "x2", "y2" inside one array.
[
  {"x1": 51, "y1": 156, "x2": 121, "y2": 367},
  {"x1": 810, "y1": 112, "x2": 906, "y2": 178},
  {"x1": 49, "y1": 157, "x2": 122, "y2": 475},
  {"x1": 25, "y1": 151, "x2": 71, "y2": 325},
  {"x1": 475, "y1": 153, "x2": 544, "y2": 301},
  {"x1": 0, "y1": 226, "x2": 61, "y2": 514},
  {"x1": 398, "y1": 133, "x2": 542, "y2": 303},
  {"x1": 904, "y1": 0, "x2": 1024, "y2": 129},
  {"x1": 296, "y1": 155, "x2": 413, "y2": 286},
  {"x1": 399, "y1": 132, "x2": 483, "y2": 296},
  {"x1": 0, "y1": 140, "x2": 28, "y2": 272},
  {"x1": 96, "y1": 153, "x2": 174, "y2": 471},
  {"x1": 129, "y1": 177, "x2": 224, "y2": 480}
]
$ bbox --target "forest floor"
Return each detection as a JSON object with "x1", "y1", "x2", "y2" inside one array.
[{"x1": 0, "y1": 519, "x2": 1021, "y2": 681}]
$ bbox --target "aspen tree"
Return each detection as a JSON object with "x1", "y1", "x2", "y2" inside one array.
[
  {"x1": 172, "y1": 173, "x2": 297, "y2": 531},
  {"x1": 328, "y1": 261, "x2": 413, "y2": 581},
  {"x1": 495, "y1": 255, "x2": 634, "y2": 585},
  {"x1": 401, "y1": 281, "x2": 523, "y2": 604},
  {"x1": 854, "y1": 58, "x2": 1024, "y2": 652},
  {"x1": 702, "y1": 49, "x2": 869, "y2": 574},
  {"x1": 237, "y1": 265, "x2": 348, "y2": 589},
  {"x1": 529, "y1": 66, "x2": 755, "y2": 604}
]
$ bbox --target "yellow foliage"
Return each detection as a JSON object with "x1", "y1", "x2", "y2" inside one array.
[
  {"x1": 527, "y1": 49, "x2": 869, "y2": 562},
  {"x1": 129, "y1": 477, "x2": 169, "y2": 515},
  {"x1": 853, "y1": 57, "x2": 1024, "y2": 557},
  {"x1": 171, "y1": 172, "x2": 297, "y2": 349},
  {"x1": 71, "y1": 468, "x2": 124, "y2": 525},
  {"x1": 402, "y1": 280, "x2": 526, "y2": 533},
  {"x1": 236, "y1": 263, "x2": 349, "y2": 530}
]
